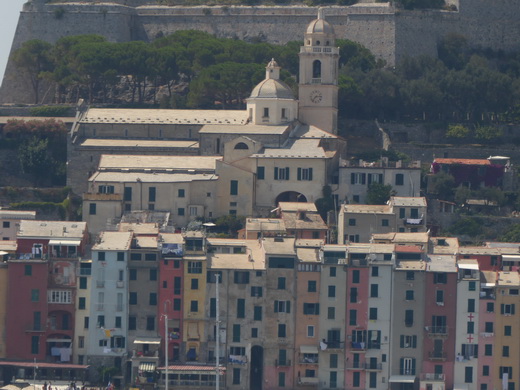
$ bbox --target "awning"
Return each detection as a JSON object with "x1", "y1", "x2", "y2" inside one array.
[
  {"x1": 300, "y1": 345, "x2": 318, "y2": 354},
  {"x1": 46, "y1": 338, "x2": 72, "y2": 343},
  {"x1": 389, "y1": 375, "x2": 416, "y2": 383},
  {"x1": 134, "y1": 337, "x2": 161, "y2": 345},
  {"x1": 0, "y1": 251, "x2": 8, "y2": 256},
  {"x1": 503, "y1": 255, "x2": 520, "y2": 262},
  {"x1": 48, "y1": 240, "x2": 81, "y2": 246},
  {"x1": 454, "y1": 384, "x2": 469, "y2": 390},
  {"x1": 458, "y1": 262, "x2": 479, "y2": 270},
  {"x1": 139, "y1": 362, "x2": 156, "y2": 373}
]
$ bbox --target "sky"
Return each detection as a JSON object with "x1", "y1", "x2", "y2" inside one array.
[{"x1": 0, "y1": 0, "x2": 27, "y2": 83}]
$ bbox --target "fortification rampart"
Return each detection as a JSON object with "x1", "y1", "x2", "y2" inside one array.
[{"x1": 2, "y1": 0, "x2": 520, "y2": 103}]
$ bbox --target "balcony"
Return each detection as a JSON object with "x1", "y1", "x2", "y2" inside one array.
[
  {"x1": 346, "y1": 362, "x2": 364, "y2": 370},
  {"x1": 96, "y1": 280, "x2": 105, "y2": 288},
  {"x1": 275, "y1": 359, "x2": 291, "y2": 367},
  {"x1": 350, "y1": 342, "x2": 367, "y2": 351},
  {"x1": 403, "y1": 218, "x2": 423, "y2": 226},
  {"x1": 428, "y1": 352, "x2": 447, "y2": 361},
  {"x1": 426, "y1": 326, "x2": 448, "y2": 338},
  {"x1": 300, "y1": 46, "x2": 339, "y2": 55},
  {"x1": 298, "y1": 377, "x2": 319, "y2": 386},
  {"x1": 364, "y1": 362, "x2": 383, "y2": 371},
  {"x1": 420, "y1": 373, "x2": 445, "y2": 382},
  {"x1": 325, "y1": 340, "x2": 345, "y2": 350},
  {"x1": 228, "y1": 355, "x2": 247, "y2": 365},
  {"x1": 300, "y1": 356, "x2": 319, "y2": 365}
]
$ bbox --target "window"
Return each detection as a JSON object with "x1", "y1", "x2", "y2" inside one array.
[
  {"x1": 307, "y1": 325, "x2": 315, "y2": 337},
  {"x1": 406, "y1": 271, "x2": 414, "y2": 280},
  {"x1": 303, "y1": 303, "x2": 320, "y2": 315},
  {"x1": 31, "y1": 289, "x2": 39, "y2": 302},
  {"x1": 505, "y1": 325, "x2": 512, "y2": 336},
  {"x1": 278, "y1": 324, "x2": 286, "y2": 338},
  {"x1": 405, "y1": 310, "x2": 414, "y2": 327},
  {"x1": 148, "y1": 187, "x2": 156, "y2": 202},
  {"x1": 484, "y1": 344, "x2": 492, "y2": 356},
  {"x1": 173, "y1": 299, "x2": 181, "y2": 311},
  {"x1": 78, "y1": 297, "x2": 86, "y2": 310},
  {"x1": 178, "y1": 189, "x2": 185, "y2": 198},
  {"x1": 257, "y1": 166, "x2": 265, "y2": 180},
  {"x1": 353, "y1": 371, "x2": 360, "y2": 387},
  {"x1": 48, "y1": 290, "x2": 72, "y2": 304},
  {"x1": 31, "y1": 335, "x2": 39, "y2": 354},
  {"x1": 312, "y1": 59, "x2": 321, "y2": 78},
  {"x1": 468, "y1": 281, "x2": 476, "y2": 291},
  {"x1": 79, "y1": 277, "x2": 87, "y2": 289},
  {"x1": 278, "y1": 372, "x2": 285, "y2": 388},
  {"x1": 278, "y1": 277, "x2": 286, "y2": 289},
  {"x1": 250, "y1": 286, "x2": 263, "y2": 297},
  {"x1": 297, "y1": 168, "x2": 313, "y2": 181},
  {"x1": 327, "y1": 307, "x2": 335, "y2": 319},
  {"x1": 234, "y1": 271, "x2": 249, "y2": 284},
  {"x1": 274, "y1": 300, "x2": 291, "y2": 313},
  {"x1": 328, "y1": 285, "x2": 336, "y2": 298},
  {"x1": 252, "y1": 328, "x2": 258, "y2": 338},
  {"x1": 254, "y1": 306, "x2": 262, "y2": 321},
  {"x1": 146, "y1": 316, "x2": 155, "y2": 331},
  {"x1": 237, "y1": 299, "x2": 245, "y2": 318},
  {"x1": 503, "y1": 346, "x2": 510, "y2": 357},
  {"x1": 2, "y1": 221, "x2": 10, "y2": 228},
  {"x1": 501, "y1": 304, "x2": 516, "y2": 315},
  {"x1": 89, "y1": 203, "x2": 96, "y2": 215},
  {"x1": 400, "y1": 357, "x2": 415, "y2": 375},
  {"x1": 349, "y1": 309, "x2": 357, "y2": 325},
  {"x1": 370, "y1": 284, "x2": 378, "y2": 297},
  {"x1": 406, "y1": 290, "x2": 414, "y2": 300},
  {"x1": 369, "y1": 308, "x2": 377, "y2": 320},
  {"x1": 350, "y1": 287, "x2": 358, "y2": 303},
  {"x1": 330, "y1": 267, "x2": 337, "y2": 277},
  {"x1": 330, "y1": 354, "x2": 338, "y2": 368},
  {"x1": 274, "y1": 167, "x2": 290, "y2": 180},
  {"x1": 400, "y1": 335, "x2": 417, "y2": 348},
  {"x1": 230, "y1": 180, "x2": 238, "y2": 195},
  {"x1": 499, "y1": 367, "x2": 513, "y2": 379},
  {"x1": 352, "y1": 270, "x2": 360, "y2": 283},
  {"x1": 25, "y1": 265, "x2": 32, "y2": 276},
  {"x1": 510, "y1": 289, "x2": 519, "y2": 295},
  {"x1": 191, "y1": 278, "x2": 198, "y2": 290},
  {"x1": 129, "y1": 269, "x2": 137, "y2": 281},
  {"x1": 130, "y1": 253, "x2": 142, "y2": 261},
  {"x1": 97, "y1": 315, "x2": 105, "y2": 328},
  {"x1": 348, "y1": 218, "x2": 356, "y2": 226},
  {"x1": 124, "y1": 187, "x2": 132, "y2": 201},
  {"x1": 487, "y1": 302, "x2": 494, "y2": 312},
  {"x1": 188, "y1": 261, "x2": 202, "y2": 274},
  {"x1": 350, "y1": 173, "x2": 366, "y2": 185},
  {"x1": 308, "y1": 281, "x2": 317, "y2": 292},
  {"x1": 129, "y1": 292, "x2": 137, "y2": 305},
  {"x1": 178, "y1": 208, "x2": 185, "y2": 216},
  {"x1": 263, "y1": 107, "x2": 269, "y2": 118},
  {"x1": 115, "y1": 316, "x2": 122, "y2": 328},
  {"x1": 190, "y1": 300, "x2": 198, "y2": 312},
  {"x1": 435, "y1": 290, "x2": 444, "y2": 304},
  {"x1": 466, "y1": 298, "x2": 475, "y2": 312},
  {"x1": 395, "y1": 173, "x2": 404, "y2": 186},
  {"x1": 464, "y1": 367, "x2": 473, "y2": 383},
  {"x1": 145, "y1": 253, "x2": 156, "y2": 261},
  {"x1": 149, "y1": 269, "x2": 157, "y2": 281},
  {"x1": 97, "y1": 252, "x2": 106, "y2": 261},
  {"x1": 434, "y1": 273, "x2": 447, "y2": 284},
  {"x1": 484, "y1": 322, "x2": 493, "y2": 333},
  {"x1": 467, "y1": 321, "x2": 474, "y2": 334},
  {"x1": 233, "y1": 368, "x2": 241, "y2": 385},
  {"x1": 149, "y1": 293, "x2": 157, "y2": 305},
  {"x1": 372, "y1": 266, "x2": 379, "y2": 277},
  {"x1": 382, "y1": 219, "x2": 389, "y2": 227},
  {"x1": 84, "y1": 317, "x2": 89, "y2": 329},
  {"x1": 483, "y1": 365, "x2": 489, "y2": 376},
  {"x1": 461, "y1": 344, "x2": 478, "y2": 359},
  {"x1": 233, "y1": 324, "x2": 241, "y2": 342}
]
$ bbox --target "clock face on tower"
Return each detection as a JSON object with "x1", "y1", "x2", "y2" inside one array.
[{"x1": 310, "y1": 90, "x2": 322, "y2": 104}]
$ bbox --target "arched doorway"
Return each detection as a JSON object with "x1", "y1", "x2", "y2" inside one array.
[
  {"x1": 275, "y1": 191, "x2": 307, "y2": 204},
  {"x1": 250, "y1": 345, "x2": 263, "y2": 390}
]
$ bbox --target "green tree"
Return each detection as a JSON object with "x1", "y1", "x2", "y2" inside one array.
[
  {"x1": 11, "y1": 39, "x2": 53, "y2": 103},
  {"x1": 428, "y1": 172, "x2": 456, "y2": 201},
  {"x1": 501, "y1": 224, "x2": 520, "y2": 242},
  {"x1": 446, "y1": 124, "x2": 470, "y2": 138},
  {"x1": 18, "y1": 137, "x2": 56, "y2": 185},
  {"x1": 454, "y1": 185, "x2": 472, "y2": 205},
  {"x1": 366, "y1": 183, "x2": 396, "y2": 205}
]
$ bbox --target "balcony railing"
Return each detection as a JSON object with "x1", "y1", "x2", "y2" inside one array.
[
  {"x1": 228, "y1": 355, "x2": 247, "y2": 364},
  {"x1": 79, "y1": 269, "x2": 91, "y2": 276},
  {"x1": 346, "y1": 362, "x2": 364, "y2": 369},
  {"x1": 350, "y1": 342, "x2": 367, "y2": 351},
  {"x1": 428, "y1": 352, "x2": 447, "y2": 361},
  {"x1": 298, "y1": 377, "x2": 319, "y2": 385},
  {"x1": 426, "y1": 326, "x2": 448, "y2": 337},
  {"x1": 300, "y1": 356, "x2": 319, "y2": 364},
  {"x1": 325, "y1": 341, "x2": 344, "y2": 350},
  {"x1": 364, "y1": 363, "x2": 383, "y2": 370},
  {"x1": 420, "y1": 373, "x2": 445, "y2": 382},
  {"x1": 275, "y1": 359, "x2": 291, "y2": 367}
]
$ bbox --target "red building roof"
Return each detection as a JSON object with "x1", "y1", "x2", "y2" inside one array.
[{"x1": 433, "y1": 158, "x2": 490, "y2": 165}]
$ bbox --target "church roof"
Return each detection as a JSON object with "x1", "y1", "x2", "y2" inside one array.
[
  {"x1": 306, "y1": 9, "x2": 335, "y2": 35},
  {"x1": 249, "y1": 78, "x2": 295, "y2": 100}
]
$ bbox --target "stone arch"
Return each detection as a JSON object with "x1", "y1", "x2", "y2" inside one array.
[
  {"x1": 312, "y1": 59, "x2": 321, "y2": 78},
  {"x1": 234, "y1": 142, "x2": 249, "y2": 150},
  {"x1": 275, "y1": 191, "x2": 307, "y2": 204}
]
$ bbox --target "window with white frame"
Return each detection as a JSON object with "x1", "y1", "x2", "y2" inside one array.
[
  {"x1": 48, "y1": 290, "x2": 72, "y2": 304},
  {"x1": 297, "y1": 168, "x2": 313, "y2": 181}
]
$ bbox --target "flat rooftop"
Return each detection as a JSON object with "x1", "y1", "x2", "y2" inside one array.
[
  {"x1": 199, "y1": 123, "x2": 288, "y2": 134},
  {"x1": 80, "y1": 139, "x2": 199, "y2": 149},
  {"x1": 18, "y1": 220, "x2": 87, "y2": 239},
  {"x1": 391, "y1": 197, "x2": 427, "y2": 207},
  {"x1": 93, "y1": 231, "x2": 132, "y2": 251},
  {"x1": 90, "y1": 171, "x2": 218, "y2": 183},
  {"x1": 98, "y1": 155, "x2": 221, "y2": 170}
]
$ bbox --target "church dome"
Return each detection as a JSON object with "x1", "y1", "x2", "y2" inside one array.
[
  {"x1": 306, "y1": 8, "x2": 335, "y2": 35},
  {"x1": 249, "y1": 78, "x2": 295, "y2": 100}
]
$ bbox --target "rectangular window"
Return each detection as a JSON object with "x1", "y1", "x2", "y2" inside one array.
[
  {"x1": 436, "y1": 290, "x2": 444, "y2": 304},
  {"x1": 129, "y1": 292, "x2": 137, "y2": 305},
  {"x1": 191, "y1": 278, "x2": 198, "y2": 290},
  {"x1": 188, "y1": 261, "x2": 202, "y2": 274},
  {"x1": 352, "y1": 270, "x2": 360, "y2": 283},
  {"x1": 234, "y1": 271, "x2": 250, "y2": 284},
  {"x1": 89, "y1": 203, "x2": 96, "y2": 215},
  {"x1": 257, "y1": 166, "x2": 265, "y2": 180},
  {"x1": 353, "y1": 371, "x2": 360, "y2": 387},
  {"x1": 124, "y1": 187, "x2": 132, "y2": 201},
  {"x1": 2, "y1": 221, "x2": 10, "y2": 228},
  {"x1": 505, "y1": 325, "x2": 512, "y2": 336},
  {"x1": 350, "y1": 287, "x2": 358, "y2": 303},
  {"x1": 263, "y1": 107, "x2": 269, "y2": 118},
  {"x1": 79, "y1": 277, "x2": 87, "y2": 289},
  {"x1": 237, "y1": 299, "x2": 245, "y2": 318},
  {"x1": 84, "y1": 317, "x2": 89, "y2": 329},
  {"x1": 252, "y1": 328, "x2": 258, "y2": 338},
  {"x1": 230, "y1": 180, "x2": 238, "y2": 195},
  {"x1": 349, "y1": 309, "x2": 357, "y2": 325},
  {"x1": 464, "y1": 367, "x2": 473, "y2": 383},
  {"x1": 178, "y1": 208, "x2": 185, "y2": 216},
  {"x1": 31, "y1": 335, "x2": 39, "y2": 354},
  {"x1": 330, "y1": 354, "x2": 338, "y2": 368},
  {"x1": 78, "y1": 297, "x2": 86, "y2": 310},
  {"x1": 483, "y1": 365, "x2": 489, "y2": 376},
  {"x1": 434, "y1": 273, "x2": 447, "y2": 284},
  {"x1": 297, "y1": 168, "x2": 313, "y2": 181},
  {"x1": 382, "y1": 219, "x2": 389, "y2": 226},
  {"x1": 484, "y1": 322, "x2": 493, "y2": 333},
  {"x1": 274, "y1": 300, "x2": 291, "y2": 313},
  {"x1": 178, "y1": 189, "x2": 185, "y2": 198},
  {"x1": 149, "y1": 293, "x2": 157, "y2": 305},
  {"x1": 350, "y1": 173, "x2": 366, "y2": 185},
  {"x1": 146, "y1": 316, "x2": 155, "y2": 331},
  {"x1": 278, "y1": 372, "x2": 285, "y2": 387},
  {"x1": 115, "y1": 316, "x2": 122, "y2": 328},
  {"x1": 370, "y1": 284, "x2": 378, "y2": 297},
  {"x1": 486, "y1": 302, "x2": 494, "y2": 312},
  {"x1": 303, "y1": 303, "x2": 320, "y2": 315},
  {"x1": 25, "y1": 265, "x2": 32, "y2": 276},
  {"x1": 97, "y1": 315, "x2": 105, "y2": 328},
  {"x1": 254, "y1": 306, "x2": 262, "y2": 321},
  {"x1": 129, "y1": 269, "x2": 137, "y2": 280},
  {"x1": 233, "y1": 324, "x2": 241, "y2": 342},
  {"x1": 372, "y1": 266, "x2": 379, "y2": 276},
  {"x1": 400, "y1": 335, "x2": 417, "y2": 348},
  {"x1": 406, "y1": 290, "x2": 414, "y2": 300},
  {"x1": 484, "y1": 344, "x2": 492, "y2": 356},
  {"x1": 348, "y1": 218, "x2": 356, "y2": 226},
  {"x1": 148, "y1": 187, "x2": 156, "y2": 202},
  {"x1": 149, "y1": 269, "x2": 157, "y2": 281},
  {"x1": 467, "y1": 321, "x2": 474, "y2": 334},
  {"x1": 395, "y1": 173, "x2": 404, "y2": 186},
  {"x1": 31, "y1": 289, "x2": 39, "y2": 302},
  {"x1": 328, "y1": 285, "x2": 336, "y2": 298},
  {"x1": 503, "y1": 345, "x2": 510, "y2": 357},
  {"x1": 173, "y1": 298, "x2": 181, "y2": 311},
  {"x1": 274, "y1": 167, "x2": 290, "y2": 180},
  {"x1": 233, "y1": 368, "x2": 241, "y2": 385},
  {"x1": 468, "y1": 281, "x2": 476, "y2": 291},
  {"x1": 405, "y1": 310, "x2": 414, "y2": 327},
  {"x1": 501, "y1": 304, "x2": 516, "y2": 315},
  {"x1": 307, "y1": 325, "x2": 315, "y2": 337},
  {"x1": 308, "y1": 280, "x2": 317, "y2": 292},
  {"x1": 251, "y1": 286, "x2": 263, "y2": 297},
  {"x1": 190, "y1": 300, "x2": 198, "y2": 312},
  {"x1": 327, "y1": 307, "x2": 335, "y2": 319},
  {"x1": 369, "y1": 307, "x2": 377, "y2": 320},
  {"x1": 330, "y1": 267, "x2": 337, "y2": 277},
  {"x1": 278, "y1": 277, "x2": 286, "y2": 289},
  {"x1": 278, "y1": 324, "x2": 286, "y2": 338}
]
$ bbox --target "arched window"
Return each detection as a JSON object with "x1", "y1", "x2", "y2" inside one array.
[
  {"x1": 313, "y1": 60, "x2": 321, "y2": 78},
  {"x1": 234, "y1": 142, "x2": 249, "y2": 150}
]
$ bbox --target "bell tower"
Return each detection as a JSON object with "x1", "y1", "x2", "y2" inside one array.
[{"x1": 298, "y1": 8, "x2": 339, "y2": 134}]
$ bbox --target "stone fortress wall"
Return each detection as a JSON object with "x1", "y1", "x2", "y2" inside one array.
[{"x1": 2, "y1": 0, "x2": 520, "y2": 103}]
